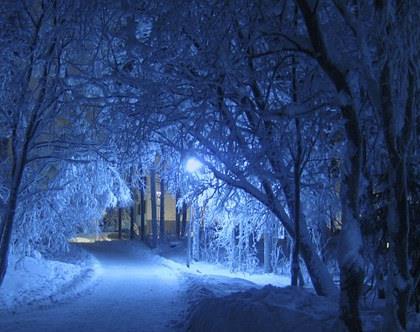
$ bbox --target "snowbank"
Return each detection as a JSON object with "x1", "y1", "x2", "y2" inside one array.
[
  {"x1": 158, "y1": 241, "x2": 290, "y2": 288},
  {"x1": 162, "y1": 257, "x2": 289, "y2": 288},
  {"x1": 186, "y1": 285, "x2": 343, "y2": 332},
  {"x1": 184, "y1": 281, "x2": 420, "y2": 332},
  {"x1": 0, "y1": 246, "x2": 98, "y2": 310}
]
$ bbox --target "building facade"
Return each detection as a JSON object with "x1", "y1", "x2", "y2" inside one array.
[{"x1": 103, "y1": 174, "x2": 190, "y2": 242}]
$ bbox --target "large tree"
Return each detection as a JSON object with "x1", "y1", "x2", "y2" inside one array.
[
  {"x1": 293, "y1": 1, "x2": 419, "y2": 330},
  {"x1": 109, "y1": 1, "x2": 418, "y2": 329},
  {"x1": 0, "y1": 0, "x2": 131, "y2": 286},
  {"x1": 111, "y1": 0, "x2": 338, "y2": 297}
]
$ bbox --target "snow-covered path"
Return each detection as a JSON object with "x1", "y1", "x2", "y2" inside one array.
[{"x1": 0, "y1": 241, "x2": 185, "y2": 332}]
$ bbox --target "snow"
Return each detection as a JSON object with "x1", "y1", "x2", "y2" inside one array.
[
  {"x1": 158, "y1": 245, "x2": 420, "y2": 332},
  {"x1": 0, "y1": 240, "x2": 186, "y2": 332},
  {"x1": 161, "y1": 240, "x2": 342, "y2": 331},
  {"x1": 180, "y1": 269, "x2": 420, "y2": 332},
  {"x1": 163, "y1": 258, "x2": 289, "y2": 288},
  {"x1": 158, "y1": 241, "x2": 290, "y2": 288},
  {"x1": 0, "y1": 248, "x2": 98, "y2": 309},
  {"x1": 1, "y1": 239, "x2": 418, "y2": 332},
  {"x1": 185, "y1": 285, "x2": 344, "y2": 332},
  {"x1": 183, "y1": 278, "x2": 420, "y2": 332}
]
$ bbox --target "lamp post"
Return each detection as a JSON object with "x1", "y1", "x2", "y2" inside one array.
[{"x1": 184, "y1": 157, "x2": 202, "y2": 268}]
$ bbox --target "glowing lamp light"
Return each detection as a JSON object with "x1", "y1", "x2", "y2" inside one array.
[{"x1": 185, "y1": 157, "x2": 202, "y2": 173}]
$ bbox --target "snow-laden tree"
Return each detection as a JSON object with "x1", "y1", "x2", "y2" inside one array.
[
  {"x1": 0, "y1": 1, "x2": 412, "y2": 328},
  {"x1": 130, "y1": 0, "x2": 337, "y2": 297},
  {"x1": 95, "y1": 0, "x2": 339, "y2": 297},
  {"x1": 0, "y1": 0, "x2": 132, "y2": 286},
  {"x1": 0, "y1": 0, "x2": 81, "y2": 285},
  {"x1": 199, "y1": 186, "x2": 282, "y2": 274},
  {"x1": 12, "y1": 160, "x2": 131, "y2": 256},
  {"x1": 106, "y1": 1, "x2": 418, "y2": 329},
  {"x1": 292, "y1": 1, "x2": 419, "y2": 330}
]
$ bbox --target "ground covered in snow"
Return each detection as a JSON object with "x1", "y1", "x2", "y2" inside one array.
[
  {"x1": 185, "y1": 284, "x2": 341, "y2": 332},
  {"x1": 0, "y1": 245, "x2": 97, "y2": 309},
  {"x1": 1, "y1": 238, "x2": 419, "y2": 332},
  {"x1": 159, "y1": 242, "x2": 420, "y2": 332},
  {"x1": 181, "y1": 277, "x2": 420, "y2": 332},
  {"x1": 158, "y1": 240, "x2": 290, "y2": 287},
  {"x1": 0, "y1": 238, "x2": 297, "y2": 332},
  {"x1": 0, "y1": 240, "x2": 186, "y2": 332},
  {"x1": 158, "y1": 241, "x2": 344, "y2": 331}
]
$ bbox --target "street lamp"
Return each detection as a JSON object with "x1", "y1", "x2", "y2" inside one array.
[
  {"x1": 184, "y1": 157, "x2": 203, "y2": 267},
  {"x1": 185, "y1": 157, "x2": 202, "y2": 174}
]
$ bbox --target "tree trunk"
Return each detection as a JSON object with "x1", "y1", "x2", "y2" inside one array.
[
  {"x1": 192, "y1": 203, "x2": 200, "y2": 261},
  {"x1": 230, "y1": 225, "x2": 237, "y2": 271},
  {"x1": 262, "y1": 171, "x2": 336, "y2": 296},
  {"x1": 264, "y1": 220, "x2": 273, "y2": 273},
  {"x1": 0, "y1": 188, "x2": 18, "y2": 286},
  {"x1": 140, "y1": 177, "x2": 146, "y2": 241},
  {"x1": 294, "y1": 0, "x2": 367, "y2": 299},
  {"x1": 380, "y1": 62, "x2": 414, "y2": 331},
  {"x1": 294, "y1": 3, "x2": 365, "y2": 327},
  {"x1": 186, "y1": 204, "x2": 193, "y2": 267},
  {"x1": 130, "y1": 205, "x2": 135, "y2": 240},
  {"x1": 261, "y1": 177, "x2": 337, "y2": 297},
  {"x1": 337, "y1": 106, "x2": 364, "y2": 332},
  {"x1": 118, "y1": 207, "x2": 123, "y2": 239},
  {"x1": 291, "y1": 116, "x2": 302, "y2": 287},
  {"x1": 298, "y1": 223, "x2": 338, "y2": 297},
  {"x1": 384, "y1": 160, "x2": 411, "y2": 331},
  {"x1": 216, "y1": 177, "x2": 337, "y2": 297},
  {"x1": 175, "y1": 190, "x2": 181, "y2": 239},
  {"x1": 181, "y1": 201, "x2": 187, "y2": 238},
  {"x1": 150, "y1": 169, "x2": 158, "y2": 248},
  {"x1": 0, "y1": 107, "x2": 38, "y2": 287},
  {"x1": 291, "y1": 172, "x2": 301, "y2": 286},
  {"x1": 238, "y1": 220, "x2": 243, "y2": 270},
  {"x1": 159, "y1": 178, "x2": 165, "y2": 243},
  {"x1": 290, "y1": 3, "x2": 301, "y2": 289}
]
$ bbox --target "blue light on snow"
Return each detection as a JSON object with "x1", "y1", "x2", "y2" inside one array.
[{"x1": 185, "y1": 157, "x2": 202, "y2": 173}]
